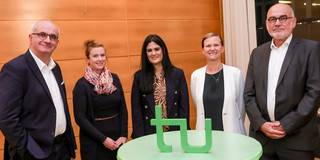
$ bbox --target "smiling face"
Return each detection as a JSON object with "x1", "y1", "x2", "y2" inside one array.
[
  {"x1": 266, "y1": 4, "x2": 296, "y2": 41},
  {"x1": 202, "y1": 36, "x2": 224, "y2": 62},
  {"x1": 146, "y1": 41, "x2": 163, "y2": 67},
  {"x1": 29, "y1": 20, "x2": 59, "y2": 57},
  {"x1": 86, "y1": 47, "x2": 106, "y2": 74}
]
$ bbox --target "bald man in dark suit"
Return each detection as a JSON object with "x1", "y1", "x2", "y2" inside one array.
[
  {"x1": 244, "y1": 3, "x2": 320, "y2": 160},
  {"x1": 0, "y1": 20, "x2": 76, "y2": 160}
]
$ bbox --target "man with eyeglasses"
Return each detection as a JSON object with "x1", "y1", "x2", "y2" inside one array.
[
  {"x1": 0, "y1": 20, "x2": 76, "y2": 160},
  {"x1": 244, "y1": 3, "x2": 320, "y2": 160}
]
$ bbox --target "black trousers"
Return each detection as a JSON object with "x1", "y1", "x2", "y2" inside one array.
[
  {"x1": 260, "y1": 139, "x2": 314, "y2": 160},
  {"x1": 12, "y1": 135, "x2": 71, "y2": 160}
]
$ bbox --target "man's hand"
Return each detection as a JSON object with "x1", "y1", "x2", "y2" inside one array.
[{"x1": 260, "y1": 121, "x2": 286, "y2": 139}]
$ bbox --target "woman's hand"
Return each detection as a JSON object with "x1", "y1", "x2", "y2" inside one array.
[
  {"x1": 115, "y1": 137, "x2": 127, "y2": 147},
  {"x1": 103, "y1": 137, "x2": 119, "y2": 150}
]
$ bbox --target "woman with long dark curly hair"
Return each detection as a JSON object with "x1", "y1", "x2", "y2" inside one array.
[{"x1": 131, "y1": 34, "x2": 190, "y2": 139}]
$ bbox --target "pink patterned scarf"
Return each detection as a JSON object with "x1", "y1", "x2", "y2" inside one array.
[{"x1": 84, "y1": 65, "x2": 117, "y2": 95}]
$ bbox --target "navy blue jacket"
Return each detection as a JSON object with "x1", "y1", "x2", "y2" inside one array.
[
  {"x1": 0, "y1": 50, "x2": 76, "y2": 159},
  {"x1": 131, "y1": 67, "x2": 190, "y2": 138}
]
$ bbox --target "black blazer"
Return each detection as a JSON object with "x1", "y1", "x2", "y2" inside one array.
[
  {"x1": 244, "y1": 37, "x2": 320, "y2": 150},
  {"x1": 131, "y1": 67, "x2": 190, "y2": 139},
  {"x1": 73, "y1": 74, "x2": 128, "y2": 159},
  {"x1": 0, "y1": 50, "x2": 76, "y2": 159}
]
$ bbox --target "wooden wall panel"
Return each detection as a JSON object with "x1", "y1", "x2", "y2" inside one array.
[
  {"x1": 105, "y1": 57, "x2": 131, "y2": 92},
  {"x1": 57, "y1": 60, "x2": 87, "y2": 99},
  {"x1": 0, "y1": 21, "x2": 31, "y2": 63},
  {"x1": 53, "y1": 21, "x2": 128, "y2": 60},
  {"x1": 170, "y1": 52, "x2": 207, "y2": 84},
  {"x1": 124, "y1": 93, "x2": 132, "y2": 129},
  {"x1": 129, "y1": 55, "x2": 141, "y2": 76},
  {"x1": 0, "y1": 0, "x2": 125, "y2": 20},
  {"x1": 67, "y1": 99, "x2": 79, "y2": 137},
  {"x1": 127, "y1": 0, "x2": 220, "y2": 20},
  {"x1": 0, "y1": 132, "x2": 3, "y2": 150},
  {"x1": 190, "y1": 116, "x2": 197, "y2": 130},
  {"x1": 127, "y1": 20, "x2": 220, "y2": 55}
]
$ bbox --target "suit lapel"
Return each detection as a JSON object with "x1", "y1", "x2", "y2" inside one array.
[
  {"x1": 262, "y1": 42, "x2": 272, "y2": 94},
  {"x1": 25, "y1": 51, "x2": 53, "y2": 103},
  {"x1": 277, "y1": 37, "x2": 298, "y2": 87},
  {"x1": 52, "y1": 65, "x2": 67, "y2": 108}
]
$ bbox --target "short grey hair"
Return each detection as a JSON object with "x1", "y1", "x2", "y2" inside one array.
[{"x1": 30, "y1": 19, "x2": 60, "y2": 37}]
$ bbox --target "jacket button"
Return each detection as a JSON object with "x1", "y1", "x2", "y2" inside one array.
[
  {"x1": 143, "y1": 94, "x2": 146, "y2": 97},
  {"x1": 174, "y1": 102, "x2": 177, "y2": 106},
  {"x1": 145, "y1": 117, "x2": 149, "y2": 120},
  {"x1": 223, "y1": 113, "x2": 227, "y2": 115},
  {"x1": 175, "y1": 91, "x2": 178, "y2": 94},
  {"x1": 145, "y1": 105, "x2": 148, "y2": 109}
]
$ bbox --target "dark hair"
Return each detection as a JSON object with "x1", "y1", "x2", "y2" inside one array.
[
  {"x1": 84, "y1": 40, "x2": 105, "y2": 59},
  {"x1": 138, "y1": 34, "x2": 174, "y2": 93},
  {"x1": 201, "y1": 33, "x2": 224, "y2": 48}
]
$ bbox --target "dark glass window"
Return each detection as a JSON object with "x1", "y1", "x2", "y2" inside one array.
[{"x1": 255, "y1": 0, "x2": 320, "y2": 45}]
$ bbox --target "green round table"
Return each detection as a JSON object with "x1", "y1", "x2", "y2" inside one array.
[{"x1": 117, "y1": 130, "x2": 262, "y2": 160}]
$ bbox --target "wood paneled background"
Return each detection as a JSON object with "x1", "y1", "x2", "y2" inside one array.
[{"x1": 0, "y1": 0, "x2": 223, "y2": 159}]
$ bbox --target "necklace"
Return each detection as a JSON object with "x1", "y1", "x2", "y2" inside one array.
[{"x1": 209, "y1": 70, "x2": 222, "y2": 83}]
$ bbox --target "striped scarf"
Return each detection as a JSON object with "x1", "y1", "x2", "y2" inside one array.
[{"x1": 84, "y1": 65, "x2": 117, "y2": 95}]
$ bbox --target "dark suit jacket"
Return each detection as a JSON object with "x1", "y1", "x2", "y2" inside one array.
[
  {"x1": 0, "y1": 50, "x2": 76, "y2": 159},
  {"x1": 131, "y1": 67, "x2": 190, "y2": 139},
  {"x1": 244, "y1": 36, "x2": 320, "y2": 151}
]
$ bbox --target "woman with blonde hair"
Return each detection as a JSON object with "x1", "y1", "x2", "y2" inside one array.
[
  {"x1": 191, "y1": 33, "x2": 246, "y2": 135},
  {"x1": 73, "y1": 40, "x2": 128, "y2": 160}
]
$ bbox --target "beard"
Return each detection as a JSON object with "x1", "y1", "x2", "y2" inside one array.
[
  {"x1": 270, "y1": 29, "x2": 290, "y2": 40},
  {"x1": 268, "y1": 22, "x2": 294, "y2": 40}
]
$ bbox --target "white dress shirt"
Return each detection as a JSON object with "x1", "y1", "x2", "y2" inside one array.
[
  {"x1": 267, "y1": 34, "x2": 293, "y2": 122},
  {"x1": 29, "y1": 49, "x2": 66, "y2": 136}
]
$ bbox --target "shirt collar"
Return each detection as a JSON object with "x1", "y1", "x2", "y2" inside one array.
[
  {"x1": 270, "y1": 34, "x2": 293, "y2": 49},
  {"x1": 29, "y1": 49, "x2": 56, "y2": 70}
]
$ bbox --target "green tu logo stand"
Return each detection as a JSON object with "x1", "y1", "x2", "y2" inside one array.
[{"x1": 150, "y1": 105, "x2": 212, "y2": 153}]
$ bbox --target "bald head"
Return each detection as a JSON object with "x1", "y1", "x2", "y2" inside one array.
[
  {"x1": 30, "y1": 20, "x2": 60, "y2": 38},
  {"x1": 267, "y1": 3, "x2": 295, "y2": 18}
]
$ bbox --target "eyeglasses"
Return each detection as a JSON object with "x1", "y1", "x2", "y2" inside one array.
[
  {"x1": 267, "y1": 16, "x2": 293, "y2": 24},
  {"x1": 31, "y1": 32, "x2": 59, "y2": 41}
]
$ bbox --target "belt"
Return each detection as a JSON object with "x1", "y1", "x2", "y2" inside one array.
[
  {"x1": 95, "y1": 113, "x2": 119, "y2": 121},
  {"x1": 54, "y1": 134, "x2": 65, "y2": 144}
]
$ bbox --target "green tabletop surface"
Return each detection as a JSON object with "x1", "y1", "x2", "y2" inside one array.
[{"x1": 117, "y1": 130, "x2": 262, "y2": 160}]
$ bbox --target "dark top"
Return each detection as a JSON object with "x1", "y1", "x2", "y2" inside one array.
[
  {"x1": 131, "y1": 67, "x2": 190, "y2": 139},
  {"x1": 73, "y1": 73, "x2": 128, "y2": 159},
  {"x1": 92, "y1": 89, "x2": 121, "y2": 118},
  {"x1": 203, "y1": 69, "x2": 224, "y2": 131}
]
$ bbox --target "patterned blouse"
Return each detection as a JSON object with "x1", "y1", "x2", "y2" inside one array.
[{"x1": 153, "y1": 70, "x2": 169, "y2": 131}]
